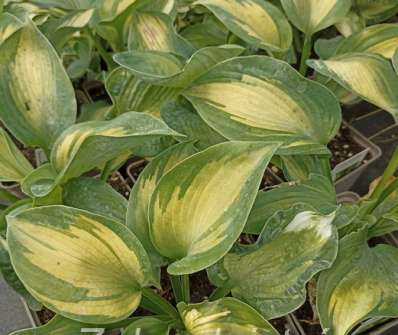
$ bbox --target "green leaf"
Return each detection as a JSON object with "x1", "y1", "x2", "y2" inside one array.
[
  {"x1": 0, "y1": 20, "x2": 76, "y2": 152},
  {"x1": 354, "y1": 0, "x2": 398, "y2": 23},
  {"x1": 314, "y1": 36, "x2": 344, "y2": 59},
  {"x1": 308, "y1": 53, "x2": 398, "y2": 122},
  {"x1": 106, "y1": 67, "x2": 180, "y2": 117},
  {"x1": 0, "y1": 128, "x2": 34, "y2": 182},
  {"x1": 9, "y1": 315, "x2": 94, "y2": 335},
  {"x1": 178, "y1": 298, "x2": 278, "y2": 334},
  {"x1": 393, "y1": 48, "x2": 398, "y2": 74},
  {"x1": 245, "y1": 174, "x2": 337, "y2": 234},
  {"x1": 335, "y1": 24, "x2": 398, "y2": 59},
  {"x1": 0, "y1": 12, "x2": 22, "y2": 45},
  {"x1": 149, "y1": 141, "x2": 280, "y2": 275},
  {"x1": 217, "y1": 208, "x2": 337, "y2": 319},
  {"x1": 30, "y1": 0, "x2": 96, "y2": 10},
  {"x1": 195, "y1": 0, "x2": 292, "y2": 52},
  {"x1": 63, "y1": 177, "x2": 128, "y2": 224},
  {"x1": 280, "y1": 154, "x2": 332, "y2": 182},
  {"x1": 25, "y1": 112, "x2": 178, "y2": 197},
  {"x1": 184, "y1": 56, "x2": 341, "y2": 153},
  {"x1": 281, "y1": 0, "x2": 351, "y2": 35},
  {"x1": 334, "y1": 10, "x2": 365, "y2": 37},
  {"x1": 7, "y1": 205, "x2": 152, "y2": 323},
  {"x1": 161, "y1": 100, "x2": 226, "y2": 150},
  {"x1": 0, "y1": 237, "x2": 42, "y2": 312},
  {"x1": 57, "y1": 8, "x2": 95, "y2": 29},
  {"x1": 127, "y1": 142, "x2": 197, "y2": 279},
  {"x1": 317, "y1": 230, "x2": 398, "y2": 335},
  {"x1": 180, "y1": 21, "x2": 227, "y2": 49},
  {"x1": 114, "y1": 45, "x2": 244, "y2": 87},
  {"x1": 128, "y1": 11, "x2": 194, "y2": 57},
  {"x1": 124, "y1": 317, "x2": 170, "y2": 335}
]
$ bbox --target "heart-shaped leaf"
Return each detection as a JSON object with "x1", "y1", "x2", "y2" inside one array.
[
  {"x1": 149, "y1": 141, "x2": 280, "y2": 275},
  {"x1": 184, "y1": 56, "x2": 341, "y2": 154},
  {"x1": 281, "y1": 0, "x2": 351, "y2": 35},
  {"x1": 0, "y1": 20, "x2": 76, "y2": 152},
  {"x1": 308, "y1": 53, "x2": 398, "y2": 122},
  {"x1": 0, "y1": 128, "x2": 33, "y2": 182},
  {"x1": 7, "y1": 205, "x2": 152, "y2": 323},
  {"x1": 317, "y1": 229, "x2": 398, "y2": 335},
  {"x1": 335, "y1": 24, "x2": 398, "y2": 59},
  {"x1": 214, "y1": 209, "x2": 338, "y2": 319},
  {"x1": 195, "y1": 0, "x2": 292, "y2": 52},
  {"x1": 127, "y1": 142, "x2": 197, "y2": 279},
  {"x1": 128, "y1": 11, "x2": 194, "y2": 57},
  {"x1": 178, "y1": 298, "x2": 278, "y2": 334},
  {"x1": 63, "y1": 177, "x2": 128, "y2": 224}
]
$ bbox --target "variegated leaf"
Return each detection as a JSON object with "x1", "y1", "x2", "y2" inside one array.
[
  {"x1": 127, "y1": 142, "x2": 197, "y2": 279},
  {"x1": 128, "y1": 11, "x2": 194, "y2": 57},
  {"x1": 63, "y1": 177, "x2": 128, "y2": 224},
  {"x1": 149, "y1": 141, "x2": 280, "y2": 275},
  {"x1": 335, "y1": 24, "x2": 398, "y2": 59},
  {"x1": 281, "y1": 0, "x2": 351, "y2": 35},
  {"x1": 7, "y1": 206, "x2": 152, "y2": 323},
  {"x1": 194, "y1": 0, "x2": 292, "y2": 52},
  {"x1": 334, "y1": 10, "x2": 365, "y2": 37},
  {"x1": 184, "y1": 56, "x2": 341, "y2": 154},
  {"x1": 180, "y1": 21, "x2": 228, "y2": 49},
  {"x1": 0, "y1": 128, "x2": 33, "y2": 182},
  {"x1": 30, "y1": 0, "x2": 96, "y2": 10},
  {"x1": 106, "y1": 67, "x2": 180, "y2": 117},
  {"x1": 317, "y1": 230, "x2": 398, "y2": 335},
  {"x1": 114, "y1": 45, "x2": 244, "y2": 87},
  {"x1": 161, "y1": 100, "x2": 226, "y2": 150},
  {"x1": 215, "y1": 209, "x2": 337, "y2": 319},
  {"x1": 393, "y1": 48, "x2": 398, "y2": 74},
  {"x1": 178, "y1": 298, "x2": 278, "y2": 335},
  {"x1": 0, "y1": 12, "x2": 22, "y2": 45},
  {"x1": 0, "y1": 20, "x2": 76, "y2": 152},
  {"x1": 308, "y1": 53, "x2": 398, "y2": 122},
  {"x1": 245, "y1": 174, "x2": 337, "y2": 234},
  {"x1": 28, "y1": 112, "x2": 178, "y2": 197},
  {"x1": 354, "y1": 0, "x2": 398, "y2": 23}
]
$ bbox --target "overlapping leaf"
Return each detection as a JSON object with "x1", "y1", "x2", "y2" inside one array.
[
  {"x1": 354, "y1": 0, "x2": 398, "y2": 23},
  {"x1": 212, "y1": 209, "x2": 337, "y2": 319},
  {"x1": 0, "y1": 128, "x2": 33, "y2": 182},
  {"x1": 308, "y1": 53, "x2": 398, "y2": 122},
  {"x1": 149, "y1": 141, "x2": 280, "y2": 275},
  {"x1": 317, "y1": 230, "x2": 398, "y2": 335},
  {"x1": 281, "y1": 0, "x2": 351, "y2": 35},
  {"x1": 0, "y1": 20, "x2": 76, "y2": 152},
  {"x1": 184, "y1": 56, "x2": 341, "y2": 154},
  {"x1": 178, "y1": 298, "x2": 278, "y2": 335},
  {"x1": 7, "y1": 206, "x2": 152, "y2": 323},
  {"x1": 195, "y1": 0, "x2": 292, "y2": 52},
  {"x1": 0, "y1": 12, "x2": 22, "y2": 45}
]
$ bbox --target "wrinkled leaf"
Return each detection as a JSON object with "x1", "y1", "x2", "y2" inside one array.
[
  {"x1": 127, "y1": 142, "x2": 197, "y2": 279},
  {"x1": 63, "y1": 177, "x2": 127, "y2": 224},
  {"x1": 0, "y1": 20, "x2": 76, "y2": 152},
  {"x1": 317, "y1": 229, "x2": 398, "y2": 335},
  {"x1": 308, "y1": 53, "x2": 398, "y2": 122},
  {"x1": 178, "y1": 298, "x2": 278, "y2": 335},
  {"x1": 184, "y1": 56, "x2": 341, "y2": 153},
  {"x1": 0, "y1": 128, "x2": 34, "y2": 182},
  {"x1": 245, "y1": 174, "x2": 337, "y2": 234},
  {"x1": 281, "y1": 0, "x2": 351, "y2": 35},
  {"x1": 195, "y1": 0, "x2": 292, "y2": 52},
  {"x1": 218, "y1": 209, "x2": 337, "y2": 318},
  {"x1": 7, "y1": 205, "x2": 152, "y2": 323},
  {"x1": 149, "y1": 141, "x2": 280, "y2": 275}
]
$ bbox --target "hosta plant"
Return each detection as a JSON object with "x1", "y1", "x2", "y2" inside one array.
[{"x1": 0, "y1": 1, "x2": 398, "y2": 335}]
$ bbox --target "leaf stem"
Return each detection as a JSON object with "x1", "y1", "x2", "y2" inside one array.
[
  {"x1": 181, "y1": 274, "x2": 190, "y2": 303},
  {"x1": 209, "y1": 285, "x2": 231, "y2": 301},
  {"x1": 87, "y1": 30, "x2": 117, "y2": 71},
  {"x1": 171, "y1": 274, "x2": 190, "y2": 303},
  {"x1": 299, "y1": 34, "x2": 312, "y2": 76},
  {"x1": 141, "y1": 288, "x2": 180, "y2": 320},
  {"x1": 100, "y1": 161, "x2": 113, "y2": 181},
  {"x1": 365, "y1": 147, "x2": 398, "y2": 214}
]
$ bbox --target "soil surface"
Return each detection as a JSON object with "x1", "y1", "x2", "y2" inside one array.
[
  {"x1": 36, "y1": 307, "x2": 55, "y2": 324},
  {"x1": 107, "y1": 173, "x2": 130, "y2": 199},
  {"x1": 126, "y1": 159, "x2": 148, "y2": 184},
  {"x1": 328, "y1": 124, "x2": 367, "y2": 169}
]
